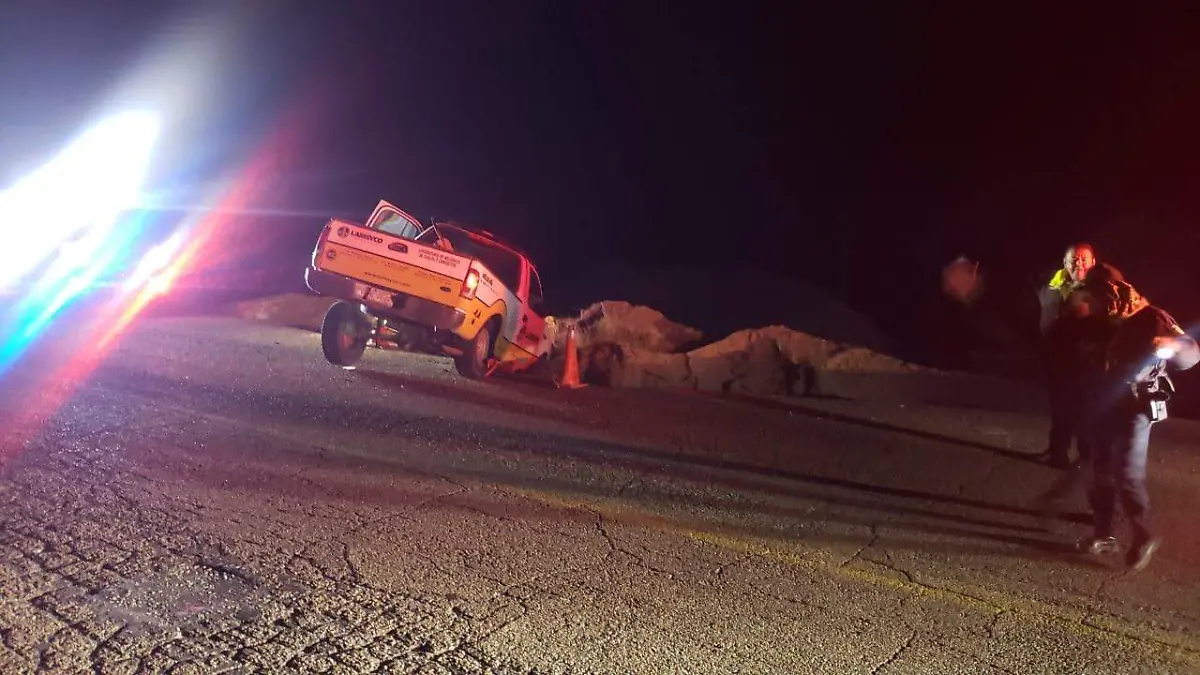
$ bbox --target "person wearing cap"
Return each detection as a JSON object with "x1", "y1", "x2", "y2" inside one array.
[{"x1": 1067, "y1": 276, "x2": 1198, "y2": 571}]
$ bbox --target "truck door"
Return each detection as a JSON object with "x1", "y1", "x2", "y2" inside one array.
[{"x1": 366, "y1": 200, "x2": 425, "y2": 239}]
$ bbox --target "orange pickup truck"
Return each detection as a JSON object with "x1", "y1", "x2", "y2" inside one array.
[{"x1": 304, "y1": 200, "x2": 552, "y2": 378}]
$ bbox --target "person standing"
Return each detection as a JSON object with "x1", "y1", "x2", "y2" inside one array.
[
  {"x1": 1068, "y1": 276, "x2": 1198, "y2": 571},
  {"x1": 943, "y1": 243, "x2": 1125, "y2": 471},
  {"x1": 1036, "y1": 243, "x2": 1127, "y2": 469}
]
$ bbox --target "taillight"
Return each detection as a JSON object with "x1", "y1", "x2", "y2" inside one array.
[{"x1": 461, "y1": 268, "x2": 480, "y2": 300}]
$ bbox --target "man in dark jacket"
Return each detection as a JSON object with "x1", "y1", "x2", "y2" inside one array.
[
  {"x1": 942, "y1": 244, "x2": 1126, "y2": 470},
  {"x1": 1068, "y1": 276, "x2": 1199, "y2": 571},
  {"x1": 1036, "y1": 243, "x2": 1126, "y2": 469}
]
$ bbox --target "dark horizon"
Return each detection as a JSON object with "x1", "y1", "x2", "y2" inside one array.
[{"x1": 4, "y1": 1, "x2": 1200, "y2": 360}]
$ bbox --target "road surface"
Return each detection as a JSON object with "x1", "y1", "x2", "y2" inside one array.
[{"x1": 1, "y1": 311, "x2": 1199, "y2": 674}]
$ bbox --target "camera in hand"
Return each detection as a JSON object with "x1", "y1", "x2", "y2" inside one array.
[{"x1": 1142, "y1": 375, "x2": 1175, "y2": 423}]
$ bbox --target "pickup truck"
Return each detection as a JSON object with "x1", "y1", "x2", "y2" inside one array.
[{"x1": 304, "y1": 199, "x2": 553, "y2": 378}]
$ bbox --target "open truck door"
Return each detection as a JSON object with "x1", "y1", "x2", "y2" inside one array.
[{"x1": 366, "y1": 200, "x2": 427, "y2": 240}]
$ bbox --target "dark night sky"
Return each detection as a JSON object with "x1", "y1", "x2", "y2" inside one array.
[{"x1": 3, "y1": 1, "x2": 1200, "y2": 358}]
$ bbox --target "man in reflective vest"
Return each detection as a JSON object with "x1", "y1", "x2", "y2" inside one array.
[{"x1": 1036, "y1": 243, "x2": 1125, "y2": 469}]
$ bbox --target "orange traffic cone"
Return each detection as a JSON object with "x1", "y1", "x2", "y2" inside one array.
[{"x1": 555, "y1": 325, "x2": 587, "y2": 389}]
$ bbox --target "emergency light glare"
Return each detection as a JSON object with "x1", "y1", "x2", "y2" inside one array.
[
  {"x1": 124, "y1": 233, "x2": 184, "y2": 292},
  {"x1": 0, "y1": 110, "x2": 161, "y2": 287}
]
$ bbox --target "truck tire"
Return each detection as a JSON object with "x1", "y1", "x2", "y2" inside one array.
[
  {"x1": 454, "y1": 321, "x2": 494, "y2": 379},
  {"x1": 321, "y1": 301, "x2": 369, "y2": 367}
]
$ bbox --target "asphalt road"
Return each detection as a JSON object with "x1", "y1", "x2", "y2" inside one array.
[{"x1": 2, "y1": 310, "x2": 1200, "y2": 674}]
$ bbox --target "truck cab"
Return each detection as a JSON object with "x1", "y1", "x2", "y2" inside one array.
[{"x1": 305, "y1": 199, "x2": 552, "y2": 378}]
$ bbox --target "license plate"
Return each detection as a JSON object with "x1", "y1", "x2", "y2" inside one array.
[{"x1": 365, "y1": 287, "x2": 393, "y2": 307}]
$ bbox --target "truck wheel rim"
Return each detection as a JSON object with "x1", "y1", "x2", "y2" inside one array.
[{"x1": 339, "y1": 319, "x2": 359, "y2": 351}]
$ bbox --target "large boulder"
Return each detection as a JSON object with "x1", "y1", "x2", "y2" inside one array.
[
  {"x1": 821, "y1": 346, "x2": 918, "y2": 374},
  {"x1": 571, "y1": 320, "x2": 931, "y2": 398},
  {"x1": 752, "y1": 325, "x2": 839, "y2": 365},
  {"x1": 571, "y1": 301, "x2": 702, "y2": 354},
  {"x1": 683, "y1": 325, "x2": 929, "y2": 398},
  {"x1": 231, "y1": 293, "x2": 337, "y2": 332},
  {"x1": 575, "y1": 342, "x2": 693, "y2": 389},
  {"x1": 689, "y1": 333, "x2": 791, "y2": 396}
]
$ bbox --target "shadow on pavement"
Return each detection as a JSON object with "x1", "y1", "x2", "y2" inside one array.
[
  {"x1": 354, "y1": 369, "x2": 568, "y2": 420},
  {"x1": 443, "y1": 473, "x2": 1090, "y2": 564},
  {"x1": 81, "y1": 364, "x2": 1095, "y2": 562},
  {"x1": 333, "y1": 371, "x2": 1064, "y2": 523},
  {"x1": 713, "y1": 392, "x2": 1046, "y2": 466}
]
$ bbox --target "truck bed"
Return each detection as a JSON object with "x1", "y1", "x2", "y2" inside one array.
[{"x1": 314, "y1": 221, "x2": 470, "y2": 307}]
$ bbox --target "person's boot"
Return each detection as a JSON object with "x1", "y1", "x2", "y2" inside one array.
[
  {"x1": 1076, "y1": 535, "x2": 1120, "y2": 556},
  {"x1": 1036, "y1": 449, "x2": 1072, "y2": 470},
  {"x1": 1126, "y1": 536, "x2": 1163, "y2": 572}
]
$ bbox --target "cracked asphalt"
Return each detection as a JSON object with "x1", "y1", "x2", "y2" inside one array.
[{"x1": 2, "y1": 310, "x2": 1200, "y2": 674}]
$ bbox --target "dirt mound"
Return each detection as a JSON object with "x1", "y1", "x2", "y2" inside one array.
[
  {"x1": 564, "y1": 301, "x2": 702, "y2": 353},
  {"x1": 690, "y1": 326, "x2": 920, "y2": 374},
  {"x1": 684, "y1": 326, "x2": 924, "y2": 395},
  {"x1": 573, "y1": 320, "x2": 929, "y2": 397},
  {"x1": 232, "y1": 294, "x2": 936, "y2": 402}
]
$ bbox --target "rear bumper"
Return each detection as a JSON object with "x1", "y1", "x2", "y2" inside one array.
[{"x1": 305, "y1": 267, "x2": 465, "y2": 331}]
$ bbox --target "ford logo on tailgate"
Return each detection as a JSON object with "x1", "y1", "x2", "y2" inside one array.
[{"x1": 388, "y1": 242, "x2": 408, "y2": 254}]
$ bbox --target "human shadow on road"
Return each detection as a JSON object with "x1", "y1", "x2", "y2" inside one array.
[
  {"x1": 347, "y1": 371, "x2": 1067, "y2": 523},
  {"x1": 434, "y1": 471, "x2": 1090, "y2": 564},
  {"x1": 133, "y1": 429, "x2": 1087, "y2": 566},
  {"x1": 94, "y1": 365, "x2": 1084, "y2": 554},
  {"x1": 361, "y1": 366, "x2": 1046, "y2": 471},
  {"x1": 713, "y1": 392, "x2": 1046, "y2": 467}
]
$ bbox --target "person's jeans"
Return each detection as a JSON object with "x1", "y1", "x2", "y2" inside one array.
[
  {"x1": 1087, "y1": 404, "x2": 1153, "y2": 541},
  {"x1": 1048, "y1": 374, "x2": 1091, "y2": 464}
]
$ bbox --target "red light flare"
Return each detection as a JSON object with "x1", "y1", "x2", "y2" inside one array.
[{"x1": 0, "y1": 95, "x2": 324, "y2": 465}]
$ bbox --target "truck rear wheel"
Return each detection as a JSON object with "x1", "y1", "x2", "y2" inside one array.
[
  {"x1": 321, "y1": 301, "x2": 369, "y2": 367},
  {"x1": 454, "y1": 321, "x2": 494, "y2": 379}
]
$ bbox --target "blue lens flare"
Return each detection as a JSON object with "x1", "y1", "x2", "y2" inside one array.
[{"x1": 0, "y1": 211, "x2": 154, "y2": 378}]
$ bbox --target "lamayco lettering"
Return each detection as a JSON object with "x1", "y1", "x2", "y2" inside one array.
[{"x1": 351, "y1": 231, "x2": 384, "y2": 244}]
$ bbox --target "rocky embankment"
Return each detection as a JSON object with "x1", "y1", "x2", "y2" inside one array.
[{"x1": 225, "y1": 294, "x2": 1047, "y2": 412}]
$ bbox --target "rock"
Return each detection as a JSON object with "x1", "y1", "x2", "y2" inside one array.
[
  {"x1": 683, "y1": 325, "x2": 929, "y2": 398},
  {"x1": 231, "y1": 293, "x2": 337, "y2": 332},
  {"x1": 753, "y1": 325, "x2": 839, "y2": 365},
  {"x1": 579, "y1": 343, "x2": 693, "y2": 389},
  {"x1": 574, "y1": 301, "x2": 702, "y2": 353},
  {"x1": 692, "y1": 326, "x2": 924, "y2": 372},
  {"x1": 580, "y1": 342, "x2": 626, "y2": 387},
  {"x1": 569, "y1": 318, "x2": 930, "y2": 398},
  {"x1": 734, "y1": 337, "x2": 791, "y2": 395},
  {"x1": 822, "y1": 346, "x2": 917, "y2": 374},
  {"x1": 621, "y1": 350, "x2": 694, "y2": 389},
  {"x1": 688, "y1": 331, "x2": 791, "y2": 396}
]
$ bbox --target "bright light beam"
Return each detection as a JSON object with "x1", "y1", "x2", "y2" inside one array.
[
  {"x1": 0, "y1": 111, "x2": 161, "y2": 287},
  {"x1": 0, "y1": 211, "x2": 149, "y2": 378},
  {"x1": 0, "y1": 110, "x2": 160, "y2": 373}
]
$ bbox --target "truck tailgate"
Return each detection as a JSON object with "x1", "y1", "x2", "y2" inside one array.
[{"x1": 315, "y1": 221, "x2": 470, "y2": 305}]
